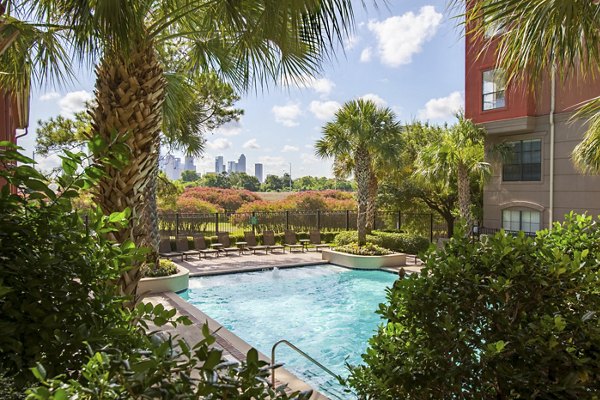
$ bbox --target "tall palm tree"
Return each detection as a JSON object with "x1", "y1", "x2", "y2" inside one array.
[
  {"x1": 315, "y1": 99, "x2": 401, "y2": 245},
  {"x1": 2, "y1": 0, "x2": 356, "y2": 299},
  {"x1": 415, "y1": 114, "x2": 488, "y2": 233},
  {"x1": 462, "y1": 0, "x2": 600, "y2": 173}
]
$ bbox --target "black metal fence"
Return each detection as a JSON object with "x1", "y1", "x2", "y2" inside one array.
[{"x1": 158, "y1": 210, "x2": 448, "y2": 242}]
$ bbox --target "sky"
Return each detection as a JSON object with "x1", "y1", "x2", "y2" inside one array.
[{"x1": 19, "y1": 0, "x2": 465, "y2": 179}]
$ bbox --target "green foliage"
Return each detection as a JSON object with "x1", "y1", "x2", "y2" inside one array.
[
  {"x1": 35, "y1": 111, "x2": 92, "y2": 158},
  {"x1": 143, "y1": 259, "x2": 178, "y2": 277},
  {"x1": 349, "y1": 213, "x2": 600, "y2": 399},
  {"x1": 0, "y1": 141, "x2": 144, "y2": 385},
  {"x1": 371, "y1": 231, "x2": 431, "y2": 255},
  {"x1": 176, "y1": 197, "x2": 222, "y2": 214},
  {"x1": 157, "y1": 172, "x2": 184, "y2": 212},
  {"x1": 229, "y1": 172, "x2": 261, "y2": 191},
  {"x1": 262, "y1": 174, "x2": 287, "y2": 192},
  {"x1": 180, "y1": 169, "x2": 200, "y2": 182},
  {"x1": 0, "y1": 372, "x2": 25, "y2": 400},
  {"x1": 334, "y1": 243, "x2": 393, "y2": 256},
  {"x1": 333, "y1": 231, "x2": 429, "y2": 254}
]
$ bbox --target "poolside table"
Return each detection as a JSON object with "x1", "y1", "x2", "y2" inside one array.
[
  {"x1": 236, "y1": 241, "x2": 248, "y2": 254},
  {"x1": 299, "y1": 239, "x2": 310, "y2": 252}
]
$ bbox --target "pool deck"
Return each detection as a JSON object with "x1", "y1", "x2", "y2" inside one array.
[{"x1": 145, "y1": 251, "x2": 423, "y2": 399}]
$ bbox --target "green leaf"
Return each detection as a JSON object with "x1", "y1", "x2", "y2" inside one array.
[{"x1": 31, "y1": 363, "x2": 47, "y2": 381}]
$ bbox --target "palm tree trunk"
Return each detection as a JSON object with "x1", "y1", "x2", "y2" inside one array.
[
  {"x1": 366, "y1": 172, "x2": 377, "y2": 233},
  {"x1": 91, "y1": 40, "x2": 165, "y2": 301},
  {"x1": 457, "y1": 162, "x2": 472, "y2": 234},
  {"x1": 355, "y1": 145, "x2": 371, "y2": 246}
]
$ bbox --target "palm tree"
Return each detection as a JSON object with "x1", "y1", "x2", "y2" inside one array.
[
  {"x1": 415, "y1": 114, "x2": 488, "y2": 233},
  {"x1": 315, "y1": 99, "x2": 401, "y2": 245},
  {"x1": 462, "y1": 0, "x2": 600, "y2": 173},
  {"x1": 2, "y1": 0, "x2": 356, "y2": 299}
]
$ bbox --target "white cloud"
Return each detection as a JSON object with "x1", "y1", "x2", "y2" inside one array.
[
  {"x1": 36, "y1": 153, "x2": 61, "y2": 172},
  {"x1": 282, "y1": 145, "x2": 299, "y2": 153},
  {"x1": 300, "y1": 153, "x2": 319, "y2": 164},
  {"x1": 58, "y1": 90, "x2": 93, "y2": 117},
  {"x1": 309, "y1": 100, "x2": 340, "y2": 121},
  {"x1": 216, "y1": 119, "x2": 242, "y2": 136},
  {"x1": 344, "y1": 35, "x2": 360, "y2": 50},
  {"x1": 368, "y1": 6, "x2": 443, "y2": 67},
  {"x1": 206, "y1": 138, "x2": 232, "y2": 151},
  {"x1": 39, "y1": 92, "x2": 60, "y2": 101},
  {"x1": 243, "y1": 138, "x2": 260, "y2": 149},
  {"x1": 304, "y1": 144, "x2": 314, "y2": 150},
  {"x1": 360, "y1": 93, "x2": 387, "y2": 107},
  {"x1": 290, "y1": 76, "x2": 336, "y2": 96},
  {"x1": 418, "y1": 91, "x2": 464, "y2": 120},
  {"x1": 272, "y1": 102, "x2": 302, "y2": 127},
  {"x1": 360, "y1": 47, "x2": 372, "y2": 63},
  {"x1": 259, "y1": 156, "x2": 286, "y2": 167}
]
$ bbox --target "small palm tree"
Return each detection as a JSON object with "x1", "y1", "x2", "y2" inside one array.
[
  {"x1": 415, "y1": 114, "x2": 488, "y2": 233},
  {"x1": 2, "y1": 0, "x2": 356, "y2": 299},
  {"x1": 315, "y1": 99, "x2": 401, "y2": 245}
]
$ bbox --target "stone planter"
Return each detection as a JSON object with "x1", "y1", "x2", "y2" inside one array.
[
  {"x1": 322, "y1": 250, "x2": 406, "y2": 269},
  {"x1": 138, "y1": 265, "x2": 189, "y2": 294}
]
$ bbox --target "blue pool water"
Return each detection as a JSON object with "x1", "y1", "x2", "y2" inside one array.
[{"x1": 179, "y1": 265, "x2": 397, "y2": 398}]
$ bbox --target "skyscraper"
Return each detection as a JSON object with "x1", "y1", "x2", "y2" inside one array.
[
  {"x1": 183, "y1": 156, "x2": 195, "y2": 172},
  {"x1": 237, "y1": 154, "x2": 246, "y2": 174},
  {"x1": 163, "y1": 155, "x2": 182, "y2": 180},
  {"x1": 227, "y1": 161, "x2": 236, "y2": 174},
  {"x1": 254, "y1": 163, "x2": 263, "y2": 183},
  {"x1": 215, "y1": 156, "x2": 225, "y2": 174}
]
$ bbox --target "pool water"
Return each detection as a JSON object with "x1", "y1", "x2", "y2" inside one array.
[{"x1": 179, "y1": 265, "x2": 397, "y2": 398}]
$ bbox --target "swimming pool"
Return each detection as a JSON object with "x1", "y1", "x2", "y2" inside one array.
[{"x1": 179, "y1": 264, "x2": 397, "y2": 398}]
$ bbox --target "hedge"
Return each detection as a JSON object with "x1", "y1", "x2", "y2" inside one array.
[{"x1": 333, "y1": 230, "x2": 429, "y2": 254}]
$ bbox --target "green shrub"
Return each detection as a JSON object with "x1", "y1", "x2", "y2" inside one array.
[
  {"x1": 349, "y1": 214, "x2": 600, "y2": 399},
  {"x1": 143, "y1": 259, "x2": 178, "y2": 277},
  {"x1": 333, "y1": 231, "x2": 428, "y2": 254},
  {"x1": 334, "y1": 243, "x2": 393, "y2": 256},
  {"x1": 372, "y1": 231, "x2": 430, "y2": 254}
]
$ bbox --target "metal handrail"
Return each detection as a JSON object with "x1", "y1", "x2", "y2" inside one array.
[{"x1": 270, "y1": 339, "x2": 343, "y2": 389}]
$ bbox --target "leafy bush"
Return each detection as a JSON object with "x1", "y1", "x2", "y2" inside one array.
[
  {"x1": 333, "y1": 231, "x2": 428, "y2": 254},
  {"x1": 372, "y1": 231, "x2": 430, "y2": 254},
  {"x1": 175, "y1": 196, "x2": 222, "y2": 213},
  {"x1": 349, "y1": 214, "x2": 600, "y2": 399},
  {"x1": 334, "y1": 243, "x2": 393, "y2": 256},
  {"x1": 143, "y1": 259, "x2": 178, "y2": 277}
]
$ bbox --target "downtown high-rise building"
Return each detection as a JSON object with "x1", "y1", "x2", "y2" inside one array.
[
  {"x1": 227, "y1": 161, "x2": 236, "y2": 174},
  {"x1": 254, "y1": 163, "x2": 263, "y2": 183},
  {"x1": 215, "y1": 156, "x2": 225, "y2": 174},
  {"x1": 237, "y1": 154, "x2": 246, "y2": 174}
]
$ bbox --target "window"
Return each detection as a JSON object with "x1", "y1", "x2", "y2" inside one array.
[
  {"x1": 502, "y1": 210, "x2": 541, "y2": 233},
  {"x1": 502, "y1": 139, "x2": 542, "y2": 181},
  {"x1": 482, "y1": 69, "x2": 506, "y2": 110}
]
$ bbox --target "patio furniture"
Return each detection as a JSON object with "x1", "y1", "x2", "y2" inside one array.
[
  {"x1": 193, "y1": 236, "x2": 219, "y2": 258},
  {"x1": 175, "y1": 237, "x2": 201, "y2": 260},
  {"x1": 263, "y1": 230, "x2": 285, "y2": 253},
  {"x1": 299, "y1": 238, "x2": 310, "y2": 251},
  {"x1": 244, "y1": 231, "x2": 269, "y2": 254},
  {"x1": 159, "y1": 238, "x2": 184, "y2": 261},
  {"x1": 217, "y1": 232, "x2": 242, "y2": 256},
  {"x1": 309, "y1": 230, "x2": 332, "y2": 252},
  {"x1": 284, "y1": 230, "x2": 304, "y2": 253}
]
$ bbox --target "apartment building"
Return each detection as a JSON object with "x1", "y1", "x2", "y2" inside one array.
[{"x1": 465, "y1": 30, "x2": 600, "y2": 232}]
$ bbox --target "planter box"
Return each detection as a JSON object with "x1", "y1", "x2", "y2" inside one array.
[
  {"x1": 322, "y1": 250, "x2": 406, "y2": 269},
  {"x1": 139, "y1": 265, "x2": 189, "y2": 294}
]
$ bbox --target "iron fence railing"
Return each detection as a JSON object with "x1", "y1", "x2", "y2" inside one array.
[{"x1": 158, "y1": 210, "x2": 448, "y2": 242}]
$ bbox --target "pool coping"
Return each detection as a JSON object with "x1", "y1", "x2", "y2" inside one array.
[{"x1": 160, "y1": 290, "x2": 330, "y2": 399}]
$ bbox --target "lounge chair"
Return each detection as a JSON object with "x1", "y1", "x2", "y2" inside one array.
[
  {"x1": 175, "y1": 237, "x2": 201, "y2": 260},
  {"x1": 309, "y1": 230, "x2": 332, "y2": 252},
  {"x1": 217, "y1": 232, "x2": 242, "y2": 256},
  {"x1": 159, "y1": 238, "x2": 184, "y2": 261},
  {"x1": 284, "y1": 230, "x2": 304, "y2": 253},
  {"x1": 263, "y1": 230, "x2": 285, "y2": 253},
  {"x1": 244, "y1": 231, "x2": 269, "y2": 254},
  {"x1": 193, "y1": 236, "x2": 219, "y2": 258}
]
